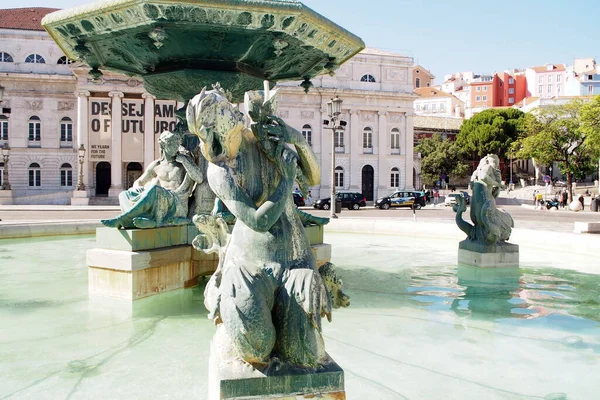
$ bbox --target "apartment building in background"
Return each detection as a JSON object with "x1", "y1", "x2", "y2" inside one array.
[
  {"x1": 412, "y1": 65, "x2": 435, "y2": 89},
  {"x1": 565, "y1": 58, "x2": 600, "y2": 96},
  {"x1": 413, "y1": 87, "x2": 464, "y2": 118},
  {"x1": 524, "y1": 64, "x2": 567, "y2": 99}
]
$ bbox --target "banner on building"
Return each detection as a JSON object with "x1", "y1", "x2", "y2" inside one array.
[
  {"x1": 154, "y1": 100, "x2": 179, "y2": 159},
  {"x1": 88, "y1": 98, "x2": 179, "y2": 163},
  {"x1": 89, "y1": 98, "x2": 112, "y2": 162},
  {"x1": 121, "y1": 99, "x2": 144, "y2": 162}
]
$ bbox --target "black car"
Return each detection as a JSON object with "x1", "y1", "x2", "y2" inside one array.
[
  {"x1": 375, "y1": 191, "x2": 426, "y2": 210},
  {"x1": 313, "y1": 192, "x2": 367, "y2": 210},
  {"x1": 293, "y1": 192, "x2": 305, "y2": 207}
]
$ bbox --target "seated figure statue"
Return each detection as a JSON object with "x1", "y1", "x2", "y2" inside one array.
[
  {"x1": 453, "y1": 154, "x2": 514, "y2": 248},
  {"x1": 101, "y1": 130, "x2": 204, "y2": 229},
  {"x1": 187, "y1": 85, "x2": 333, "y2": 370}
]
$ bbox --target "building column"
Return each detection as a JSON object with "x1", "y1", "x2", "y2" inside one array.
[
  {"x1": 108, "y1": 91, "x2": 124, "y2": 197},
  {"x1": 405, "y1": 112, "x2": 415, "y2": 190},
  {"x1": 377, "y1": 111, "x2": 388, "y2": 198},
  {"x1": 320, "y1": 106, "x2": 331, "y2": 198},
  {"x1": 349, "y1": 110, "x2": 360, "y2": 190},
  {"x1": 76, "y1": 91, "x2": 90, "y2": 189},
  {"x1": 71, "y1": 90, "x2": 91, "y2": 205},
  {"x1": 142, "y1": 93, "x2": 156, "y2": 169}
]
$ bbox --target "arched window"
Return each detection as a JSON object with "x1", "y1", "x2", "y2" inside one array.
[
  {"x1": 60, "y1": 117, "x2": 73, "y2": 146},
  {"x1": 391, "y1": 128, "x2": 401, "y2": 152},
  {"x1": 28, "y1": 116, "x2": 41, "y2": 145},
  {"x1": 28, "y1": 163, "x2": 41, "y2": 187},
  {"x1": 301, "y1": 124, "x2": 312, "y2": 146},
  {"x1": 25, "y1": 54, "x2": 45, "y2": 64},
  {"x1": 335, "y1": 166, "x2": 344, "y2": 188},
  {"x1": 334, "y1": 129, "x2": 344, "y2": 149},
  {"x1": 362, "y1": 127, "x2": 373, "y2": 149},
  {"x1": 0, "y1": 52, "x2": 13, "y2": 62},
  {"x1": 360, "y1": 74, "x2": 376, "y2": 83},
  {"x1": 57, "y1": 56, "x2": 72, "y2": 65},
  {"x1": 415, "y1": 77, "x2": 421, "y2": 88},
  {"x1": 60, "y1": 163, "x2": 73, "y2": 187},
  {"x1": 0, "y1": 115, "x2": 8, "y2": 141},
  {"x1": 390, "y1": 167, "x2": 400, "y2": 188}
]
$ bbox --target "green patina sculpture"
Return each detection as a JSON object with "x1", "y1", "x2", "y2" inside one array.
[
  {"x1": 101, "y1": 130, "x2": 206, "y2": 229},
  {"x1": 453, "y1": 154, "x2": 515, "y2": 250},
  {"x1": 42, "y1": 0, "x2": 365, "y2": 102},
  {"x1": 187, "y1": 86, "x2": 337, "y2": 369}
]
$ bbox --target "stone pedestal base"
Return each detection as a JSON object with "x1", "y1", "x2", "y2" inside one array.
[
  {"x1": 71, "y1": 190, "x2": 90, "y2": 205},
  {"x1": 209, "y1": 347, "x2": 345, "y2": 400},
  {"x1": 457, "y1": 240, "x2": 519, "y2": 268},
  {"x1": 88, "y1": 225, "x2": 332, "y2": 301},
  {"x1": 0, "y1": 190, "x2": 14, "y2": 205},
  {"x1": 87, "y1": 225, "x2": 217, "y2": 300}
]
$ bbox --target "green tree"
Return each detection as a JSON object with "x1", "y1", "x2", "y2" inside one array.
[
  {"x1": 456, "y1": 108, "x2": 525, "y2": 169},
  {"x1": 416, "y1": 134, "x2": 469, "y2": 187},
  {"x1": 513, "y1": 99, "x2": 595, "y2": 202},
  {"x1": 580, "y1": 94, "x2": 600, "y2": 152}
]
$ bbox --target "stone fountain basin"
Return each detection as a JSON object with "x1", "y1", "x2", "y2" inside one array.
[
  {"x1": 1, "y1": 221, "x2": 599, "y2": 399},
  {"x1": 42, "y1": 0, "x2": 365, "y2": 101}
]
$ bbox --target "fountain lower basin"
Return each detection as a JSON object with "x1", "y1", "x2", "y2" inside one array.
[{"x1": 0, "y1": 227, "x2": 598, "y2": 400}]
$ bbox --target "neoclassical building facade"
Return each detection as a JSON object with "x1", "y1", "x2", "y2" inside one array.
[
  {"x1": 0, "y1": 8, "x2": 417, "y2": 205},
  {"x1": 276, "y1": 48, "x2": 417, "y2": 201}
]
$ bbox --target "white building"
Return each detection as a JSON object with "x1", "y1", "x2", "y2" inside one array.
[
  {"x1": 277, "y1": 48, "x2": 417, "y2": 201},
  {"x1": 0, "y1": 8, "x2": 418, "y2": 204},
  {"x1": 524, "y1": 64, "x2": 567, "y2": 99},
  {"x1": 413, "y1": 87, "x2": 463, "y2": 118},
  {"x1": 0, "y1": 7, "x2": 78, "y2": 204}
]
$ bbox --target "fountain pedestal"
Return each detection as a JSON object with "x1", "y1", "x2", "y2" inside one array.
[
  {"x1": 70, "y1": 190, "x2": 90, "y2": 206},
  {"x1": 209, "y1": 343, "x2": 345, "y2": 400},
  {"x1": 457, "y1": 240, "x2": 519, "y2": 268},
  {"x1": 87, "y1": 225, "x2": 331, "y2": 300}
]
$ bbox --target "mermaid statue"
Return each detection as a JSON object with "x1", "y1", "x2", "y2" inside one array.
[
  {"x1": 453, "y1": 154, "x2": 515, "y2": 251},
  {"x1": 187, "y1": 85, "x2": 336, "y2": 371}
]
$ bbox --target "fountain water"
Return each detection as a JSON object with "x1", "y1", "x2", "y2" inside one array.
[{"x1": 1, "y1": 230, "x2": 598, "y2": 399}]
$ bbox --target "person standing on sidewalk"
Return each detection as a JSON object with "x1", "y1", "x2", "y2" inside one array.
[{"x1": 433, "y1": 187, "x2": 440, "y2": 205}]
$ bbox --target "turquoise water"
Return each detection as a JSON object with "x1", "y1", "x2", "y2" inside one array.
[{"x1": 0, "y1": 233, "x2": 599, "y2": 400}]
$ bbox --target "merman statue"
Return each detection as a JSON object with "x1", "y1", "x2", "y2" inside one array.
[{"x1": 101, "y1": 130, "x2": 204, "y2": 229}]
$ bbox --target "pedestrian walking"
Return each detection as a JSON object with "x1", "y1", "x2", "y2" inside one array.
[
  {"x1": 433, "y1": 188, "x2": 440, "y2": 205},
  {"x1": 561, "y1": 190, "x2": 568, "y2": 209},
  {"x1": 535, "y1": 191, "x2": 543, "y2": 209}
]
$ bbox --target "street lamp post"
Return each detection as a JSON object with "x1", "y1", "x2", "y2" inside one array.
[
  {"x1": 2, "y1": 143, "x2": 10, "y2": 190},
  {"x1": 76, "y1": 143, "x2": 86, "y2": 191},
  {"x1": 325, "y1": 96, "x2": 343, "y2": 219}
]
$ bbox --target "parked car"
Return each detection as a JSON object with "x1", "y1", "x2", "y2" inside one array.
[
  {"x1": 444, "y1": 191, "x2": 471, "y2": 207},
  {"x1": 313, "y1": 192, "x2": 366, "y2": 210},
  {"x1": 293, "y1": 192, "x2": 305, "y2": 207},
  {"x1": 375, "y1": 191, "x2": 426, "y2": 210}
]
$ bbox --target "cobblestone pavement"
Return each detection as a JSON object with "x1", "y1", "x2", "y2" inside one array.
[{"x1": 1, "y1": 202, "x2": 598, "y2": 234}]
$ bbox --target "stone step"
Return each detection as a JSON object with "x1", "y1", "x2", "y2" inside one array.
[{"x1": 89, "y1": 196, "x2": 119, "y2": 206}]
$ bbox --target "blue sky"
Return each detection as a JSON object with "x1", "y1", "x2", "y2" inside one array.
[{"x1": 5, "y1": 0, "x2": 599, "y2": 83}]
